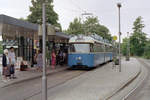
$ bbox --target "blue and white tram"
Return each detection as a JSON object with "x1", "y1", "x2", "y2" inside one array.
[{"x1": 68, "y1": 35, "x2": 113, "y2": 68}]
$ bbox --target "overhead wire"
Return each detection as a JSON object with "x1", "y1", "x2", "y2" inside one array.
[{"x1": 70, "y1": 0, "x2": 85, "y2": 12}]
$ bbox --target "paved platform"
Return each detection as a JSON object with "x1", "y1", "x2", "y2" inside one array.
[
  {"x1": 0, "y1": 65, "x2": 67, "y2": 88},
  {"x1": 42, "y1": 58, "x2": 141, "y2": 100}
]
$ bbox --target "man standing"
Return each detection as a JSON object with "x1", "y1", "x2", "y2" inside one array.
[{"x1": 8, "y1": 47, "x2": 16, "y2": 79}]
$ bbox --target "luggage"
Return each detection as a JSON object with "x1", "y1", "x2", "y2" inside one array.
[{"x1": 20, "y1": 61, "x2": 28, "y2": 71}]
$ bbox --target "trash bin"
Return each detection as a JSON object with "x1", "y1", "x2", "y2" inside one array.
[
  {"x1": 114, "y1": 57, "x2": 119, "y2": 65},
  {"x1": 126, "y1": 56, "x2": 130, "y2": 61}
]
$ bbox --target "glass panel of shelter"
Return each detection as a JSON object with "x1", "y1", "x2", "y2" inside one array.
[{"x1": 3, "y1": 23, "x2": 35, "y2": 65}]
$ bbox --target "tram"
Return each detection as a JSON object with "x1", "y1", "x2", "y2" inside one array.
[{"x1": 68, "y1": 34, "x2": 113, "y2": 68}]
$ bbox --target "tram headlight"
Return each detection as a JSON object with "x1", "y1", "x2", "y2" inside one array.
[
  {"x1": 76, "y1": 56, "x2": 82, "y2": 60},
  {"x1": 78, "y1": 56, "x2": 82, "y2": 60}
]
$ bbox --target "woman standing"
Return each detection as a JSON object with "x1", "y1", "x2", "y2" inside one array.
[
  {"x1": 36, "y1": 50, "x2": 43, "y2": 72},
  {"x1": 51, "y1": 50, "x2": 56, "y2": 69},
  {"x1": 2, "y1": 49, "x2": 10, "y2": 82}
]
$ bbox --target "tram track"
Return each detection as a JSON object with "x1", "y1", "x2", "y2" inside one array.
[
  {"x1": 108, "y1": 58, "x2": 149, "y2": 100},
  {"x1": 25, "y1": 65, "x2": 106, "y2": 100},
  {"x1": 25, "y1": 69, "x2": 87, "y2": 100},
  {"x1": 124, "y1": 58, "x2": 150, "y2": 100},
  {"x1": 0, "y1": 68, "x2": 87, "y2": 100},
  {"x1": 0, "y1": 61, "x2": 110, "y2": 100},
  {"x1": 122, "y1": 58, "x2": 148, "y2": 100}
]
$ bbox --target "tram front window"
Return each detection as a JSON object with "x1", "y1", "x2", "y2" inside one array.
[{"x1": 70, "y1": 44, "x2": 90, "y2": 53}]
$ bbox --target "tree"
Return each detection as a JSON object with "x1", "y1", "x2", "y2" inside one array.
[
  {"x1": 121, "y1": 38, "x2": 129, "y2": 56},
  {"x1": 27, "y1": 0, "x2": 61, "y2": 29},
  {"x1": 96, "y1": 25, "x2": 111, "y2": 41},
  {"x1": 19, "y1": 17, "x2": 27, "y2": 21},
  {"x1": 83, "y1": 17, "x2": 111, "y2": 39},
  {"x1": 83, "y1": 16, "x2": 100, "y2": 34},
  {"x1": 130, "y1": 16, "x2": 147, "y2": 56},
  {"x1": 143, "y1": 40, "x2": 150, "y2": 59},
  {"x1": 66, "y1": 16, "x2": 112, "y2": 41},
  {"x1": 66, "y1": 18, "x2": 83, "y2": 35}
]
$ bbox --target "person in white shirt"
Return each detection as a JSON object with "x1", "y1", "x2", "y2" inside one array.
[
  {"x1": 2, "y1": 49, "x2": 10, "y2": 82},
  {"x1": 8, "y1": 47, "x2": 16, "y2": 79}
]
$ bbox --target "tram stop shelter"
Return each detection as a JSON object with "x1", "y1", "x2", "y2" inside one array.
[
  {"x1": 0, "y1": 14, "x2": 70, "y2": 66},
  {"x1": 0, "y1": 14, "x2": 38, "y2": 66},
  {"x1": 38, "y1": 25, "x2": 70, "y2": 65},
  {"x1": 38, "y1": 24, "x2": 70, "y2": 44}
]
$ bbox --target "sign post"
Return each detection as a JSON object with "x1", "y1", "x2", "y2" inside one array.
[
  {"x1": 117, "y1": 3, "x2": 122, "y2": 72},
  {"x1": 42, "y1": 2, "x2": 47, "y2": 100}
]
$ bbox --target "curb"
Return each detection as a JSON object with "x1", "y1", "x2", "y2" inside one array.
[
  {"x1": 1, "y1": 67, "x2": 67, "y2": 88},
  {"x1": 104, "y1": 65, "x2": 142, "y2": 100}
]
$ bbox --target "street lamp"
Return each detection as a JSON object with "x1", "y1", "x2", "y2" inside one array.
[
  {"x1": 42, "y1": 1, "x2": 47, "y2": 100},
  {"x1": 127, "y1": 32, "x2": 130, "y2": 61},
  {"x1": 117, "y1": 3, "x2": 122, "y2": 72}
]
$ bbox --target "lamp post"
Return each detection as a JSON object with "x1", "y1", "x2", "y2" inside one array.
[
  {"x1": 117, "y1": 3, "x2": 122, "y2": 72},
  {"x1": 127, "y1": 32, "x2": 130, "y2": 61},
  {"x1": 103, "y1": 31, "x2": 106, "y2": 62},
  {"x1": 42, "y1": 1, "x2": 47, "y2": 100}
]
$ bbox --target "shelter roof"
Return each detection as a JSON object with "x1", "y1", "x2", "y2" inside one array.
[
  {"x1": 56, "y1": 32, "x2": 70, "y2": 39},
  {"x1": 0, "y1": 14, "x2": 38, "y2": 30}
]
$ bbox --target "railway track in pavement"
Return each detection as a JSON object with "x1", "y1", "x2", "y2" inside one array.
[
  {"x1": 0, "y1": 68, "x2": 87, "y2": 100},
  {"x1": 109, "y1": 58, "x2": 150, "y2": 100},
  {"x1": 125, "y1": 58, "x2": 150, "y2": 100}
]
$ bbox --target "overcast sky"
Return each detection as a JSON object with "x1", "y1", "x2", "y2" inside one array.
[{"x1": 0, "y1": 0, "x2": 150, "y2": 40}]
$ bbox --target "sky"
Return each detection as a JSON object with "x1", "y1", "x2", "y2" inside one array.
[{"x1": 0, "y1": 0, "x2": 150, "y2": 41}]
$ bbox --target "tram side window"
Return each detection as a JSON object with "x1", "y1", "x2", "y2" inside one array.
[
  {"x1": 93, "y1": 45, "x2": 97, "y2": 52},
  {"x1": 99, "y1": 45, "x2": 104, "y2": 52},
  {"x1": 69, "y1": 44, "x2": 90, "y2": 53},
  {"x1": 105, "y1": 46, "x2": 108, "y2": 52},
  {"x1": 90, "y1": 44, "x2": 94, "y2": 52},
  {"x1": 69, "y1": 45, "x2": 75, "y2": 52},
  {"x1": 93, "y1": 44, "x2": 103, "y2": 52},
  {"x1": 106, "y1": 46, "x2": 110, "y2": 52},
  {"x1": 106, "y1": 46, "x2": 113, "y2": 52},
  {"x1": 109, "y1": 46, "x2": 113, "y2": 52}
]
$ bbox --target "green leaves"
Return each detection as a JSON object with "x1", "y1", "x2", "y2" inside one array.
[
  {"x1": 121, "y1": 38, "x2": 129, "y2": 56},
  {"x1": 27, "y1": 0, "x2": 60, "y2": 29},
  {"x1": 66, "y1": 18, "x2": 83, "y2": 35},
  {"x1": 130, "y1": 16, "x2": 147, "y2": 56},
  {"x1": 143, "y1": 40, "x2": 150, "y2": 59},
  {"x1": 122, "y1": 16, "x2": 147, "y2": 57},
  {"x1": 66, "y1": 16, "x2": 112, "y2": 41}
]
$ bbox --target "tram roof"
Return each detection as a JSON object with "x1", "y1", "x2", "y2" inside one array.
[
  {"x1": 69, "y1": 35, "x2": 112, "y2": 46},
  {"x1": 69, "y1": 36, "x2": 95, "y2": 43}
]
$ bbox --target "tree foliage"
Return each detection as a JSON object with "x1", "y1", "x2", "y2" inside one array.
[
  {"x1": 121, "y1": 16, "x2": 148, "y2": 57},
  {"x1": 27, "y1": 0, "x2": 61, "y2": 29},
  {"x1": 83, "y1": 16, "x2": 100, "y2": 34},
  {"x1": 66, "y1": 16, "x2": 112, "y2": 41},
  {"x1": 66, "y1": 18, "x2": 83, "y2": 35},
  {"x1": 130, "y1": 16, "x2": 147, "y2": 56},
  {"x1": 121, "y1": 38, "x2": 129, "y2": 56},
  {"x1": 19, "y1": 17, "x2": 27, "y2": 21},
  {"x1": 143, "y1": 40, "x2": 150, "y2": 59}
]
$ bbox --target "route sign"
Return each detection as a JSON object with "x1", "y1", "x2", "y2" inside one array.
[{"x1": 113, "y1": 36, "x2": 117, "y2": 41}]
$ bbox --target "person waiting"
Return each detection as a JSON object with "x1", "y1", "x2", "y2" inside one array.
[{"x1": 2, "y1": 49, "x2": 10, "y2": 82}]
